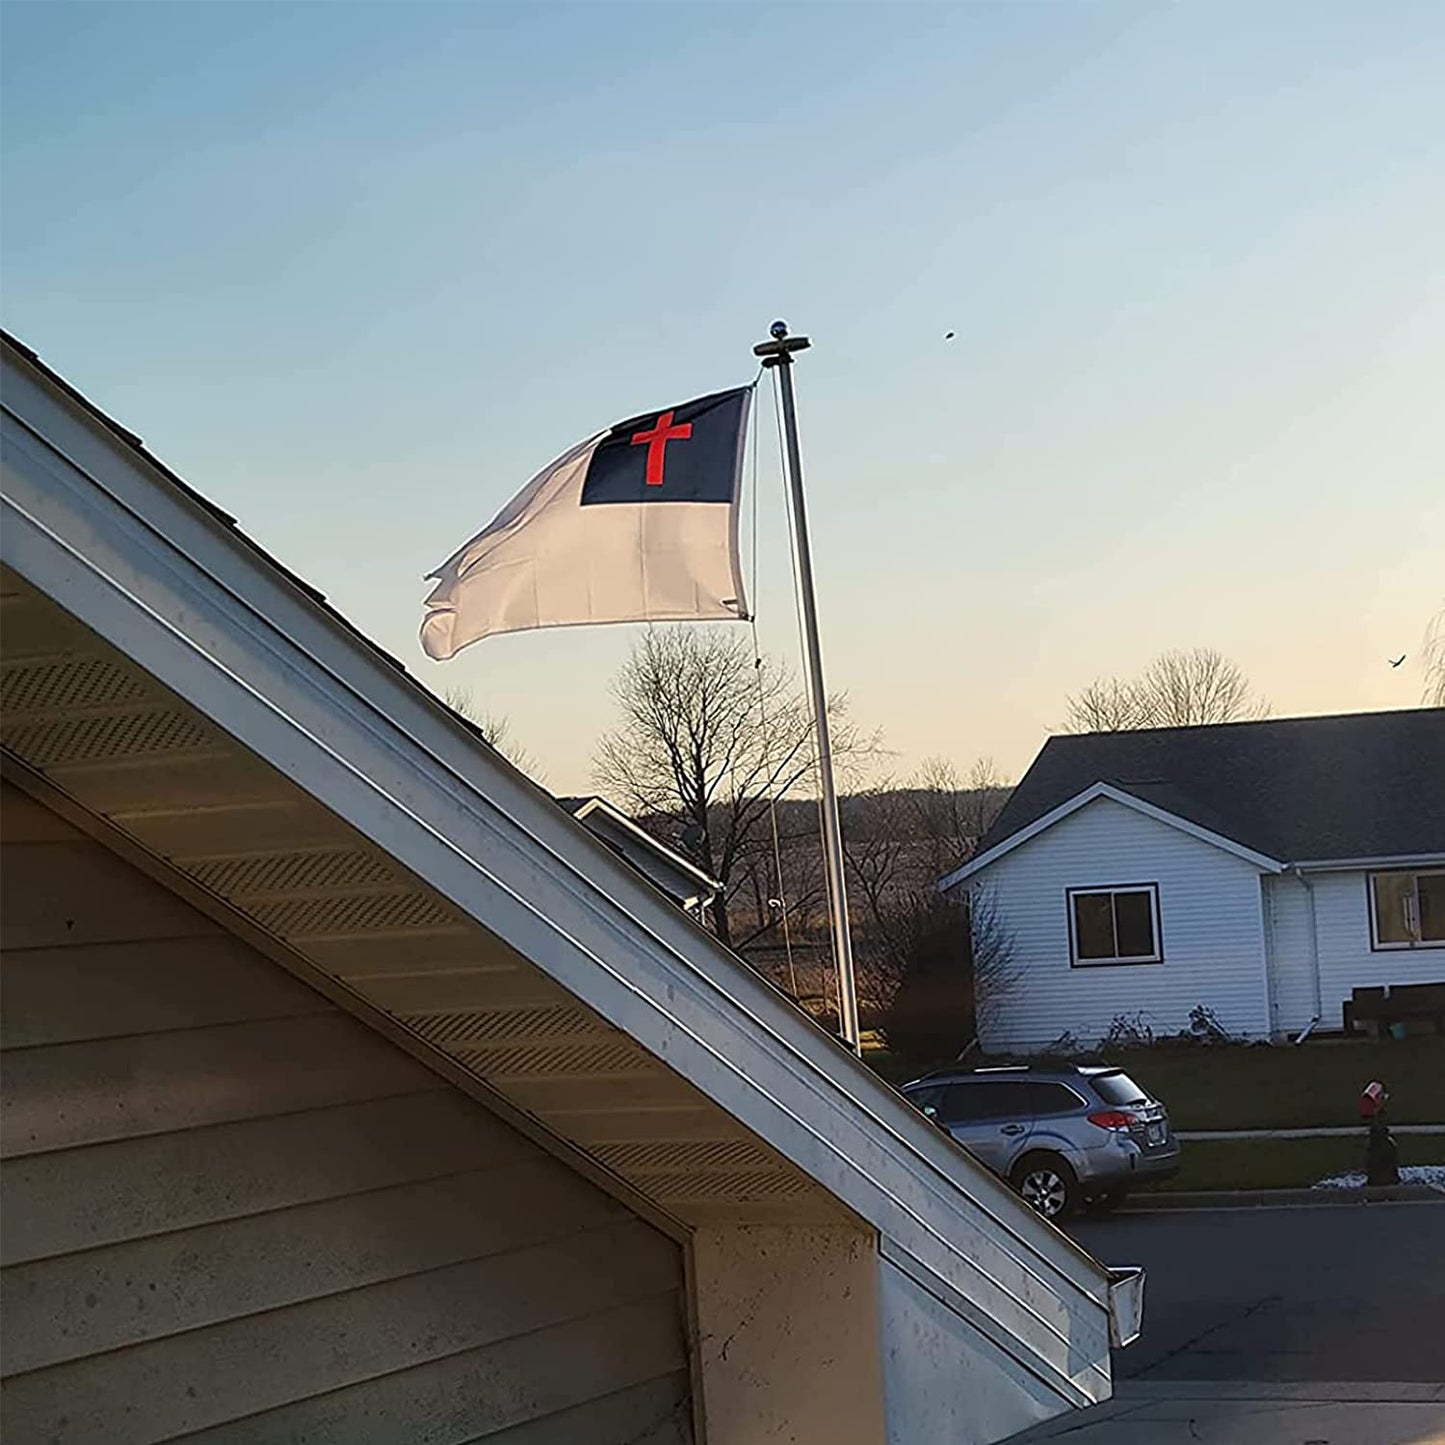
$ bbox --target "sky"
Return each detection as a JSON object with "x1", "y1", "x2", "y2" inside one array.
[{"x1": 3, "y1": 1, "x2": 1442, "y2": 794}]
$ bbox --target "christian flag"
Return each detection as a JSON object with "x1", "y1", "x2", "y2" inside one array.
[{"x1": 420, "y1": 387, "x2": 752, "y2": 660}]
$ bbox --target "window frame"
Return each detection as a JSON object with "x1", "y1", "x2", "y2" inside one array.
[
  {"x1": 1066, "y1": 882, "x2": 1164, "y2": 968},
  {"x1": 1367, "y1": 869, "x2": 1445, "y2": 952}
]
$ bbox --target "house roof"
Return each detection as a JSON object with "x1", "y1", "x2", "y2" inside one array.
[
  {"x1": 4, "y1": 330, "x2": 719, "y2": 913},
  {"x1": 977, "y1": 709, "x2": 1445, "y2": 867},
  {"x1": 938, "y1": 780, "x2": 1290, "y2": 890},
  {"x1": 558, "y1": 795, "x2": 723, "y2": 903},
  {"x1": 2, "y1": 329, "x2": 1116, "y2": 1407}
]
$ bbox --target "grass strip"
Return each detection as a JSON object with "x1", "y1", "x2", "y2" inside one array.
[
  {"x1": 866, "y1": 1037, "x2": 1445, "y2": 1130},
  {"x1": 1145, "y1": 1132, "x2": 1445, "y2": 1193},
  {"x1": 1116, "y1": 1038, "x2": 1445, "y2": 1131}
]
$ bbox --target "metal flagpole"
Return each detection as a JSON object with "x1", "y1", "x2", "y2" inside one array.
[{"x1": 753, "y1": 320, "x2": 861, "y2": 1055}]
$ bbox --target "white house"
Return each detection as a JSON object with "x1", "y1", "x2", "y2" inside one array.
[
  {"x1": 0, "y1": 332, "x2": 1130, "y2": 1445},
  {"x1": 940, "y1": 711, "x2": 1445, "y2": 1055}
]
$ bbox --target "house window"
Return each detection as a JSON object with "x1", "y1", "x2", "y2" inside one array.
[
  {"x1": 1068, "y1": 884, "x2": 1162, "y2": 966},
  {"x1": 1369, "y1": 871, "x2": 1445, "y2": 949}
]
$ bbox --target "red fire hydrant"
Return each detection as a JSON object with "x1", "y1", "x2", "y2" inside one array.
[{"x1": 1360, "y1": 1080, "x2": 1400, "y2": 1186}]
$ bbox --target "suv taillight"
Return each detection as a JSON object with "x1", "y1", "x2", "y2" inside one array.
[{"x1": 1087, "y1": 1110, "x2": 1137, "y2": 1132}]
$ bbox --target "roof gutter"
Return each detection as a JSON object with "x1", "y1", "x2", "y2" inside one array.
[{"x1": 1287, "y1": 854, "x2": 1445, "y2": 873}]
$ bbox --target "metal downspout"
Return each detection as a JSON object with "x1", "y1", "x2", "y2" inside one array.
[
  {"x1": 1261, "y1": 875, "x2": 1280, "y2": 1038},
  {"x1": 1290, "y1": 866, "x2": 1323, "y2": 1041}
]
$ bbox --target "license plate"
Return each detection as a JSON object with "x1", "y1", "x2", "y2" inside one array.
[{"x1": 1146, "y1": 1123, "x2": 1164, "y2": 1145}]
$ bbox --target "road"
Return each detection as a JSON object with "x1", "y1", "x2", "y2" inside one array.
[{"x1": 1067, "y1": 1201, "x2": 1445, "y2": 1384}]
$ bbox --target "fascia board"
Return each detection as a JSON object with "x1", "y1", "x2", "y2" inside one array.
[{"x1": 939, "y1": 782, "x2": 1284, "y2": 891}]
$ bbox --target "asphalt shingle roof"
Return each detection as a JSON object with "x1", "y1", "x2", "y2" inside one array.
[{"x1": 980, "y1": 709, "x2": 1445, "y2": 864}]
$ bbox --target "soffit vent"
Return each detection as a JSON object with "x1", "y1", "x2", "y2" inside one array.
[
  {"x1": 404, "y1": 1004, "x2": 602, "y2": 1048},
  {"x1": 249, "y1": 890, "x2": 458, "y2": 939},
  {"x1": 1, "y1": 654, "x2": 153, "y2": 715},
  {"x1": 0, "y1": 592, "x2": 835, "y2": 1223},
  {"x1": 593, "y1": 1138, "x2": 775, "y2": 1176},
  {"x1": 188, "y1": 848, "x2": 400, "y2": 900},
  {"x1": 650, "y1": 1170, "x2": 814, "y2": 1202},
  {"x1": 2, "y1": 708, "x2": 216, "y2": 769},
  {"x1": 455, "y1": 1037, "x2": 656, "y2": 1080}
]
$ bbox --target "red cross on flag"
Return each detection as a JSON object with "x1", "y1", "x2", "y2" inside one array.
[{"x1": 420, "y1": 387, "x2": 751, "y2": 659}]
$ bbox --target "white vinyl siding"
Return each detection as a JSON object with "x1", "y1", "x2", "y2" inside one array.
[
  {"x1": 968, "y1": 796, "x2": 1271, "y2": 1053},
  {"x1": 1262, "y1": 872, "x2": 1315, "y2": 1035},
  {"x1": 1264, "y1": 869, "x2": 1445, "y2": 1034},
  {"x1": 0, "y1": 783, "x2": 691, "y2": 1445}
]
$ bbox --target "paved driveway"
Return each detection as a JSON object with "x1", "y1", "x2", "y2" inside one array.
[
  {"x1": 1067, "y1": 1200, "x2": 1445, "y2": 1383},
  {"x1": 1005, "y1": 1202, "x2": 1445, "y2": 1443}
]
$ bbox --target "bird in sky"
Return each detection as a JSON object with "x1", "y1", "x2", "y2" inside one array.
[
  {"x1": 944, "y1": 331, "x2": 955, "y2": 340},
  {"x1": 1389, "y1": 655, "x2": 1406, "y2": 667}
]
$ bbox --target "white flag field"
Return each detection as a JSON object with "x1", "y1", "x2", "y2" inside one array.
[{"x1": 420, "y1": 386, "x2": 753, "y2": 660}]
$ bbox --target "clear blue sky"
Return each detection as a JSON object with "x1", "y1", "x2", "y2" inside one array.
[{"x1": 4, "y1": 1, "x2": 1442, "y2": 792}]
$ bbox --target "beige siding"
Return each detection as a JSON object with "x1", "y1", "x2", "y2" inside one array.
[{"x1": 0, "y1": 781, "x2": 691, "y2": 1445}]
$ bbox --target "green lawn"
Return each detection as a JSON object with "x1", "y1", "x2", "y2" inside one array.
[
  {"x1": 1110, "y1": 1037, "x2": 1445, "y2": 1131},
  {"x1": 1149, "y1": 1132, "x2": 1445, "y2": 1193},
  {"x1": 862, "y1": 1033, "x2": 1445, "y2": 1191},
  {"x1": 864, "y1": 1036, "x2": 1445, "y2": 1128}
]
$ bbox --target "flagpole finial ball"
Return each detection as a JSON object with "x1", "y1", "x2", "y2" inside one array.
[{"x1": 770, "y1": 319, "x2": 789, "y2": 340}]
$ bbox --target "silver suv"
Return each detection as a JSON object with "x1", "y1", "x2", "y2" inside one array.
[{"x1": 903, "y1": 1064, "x2": 1181, "y2": 1219}]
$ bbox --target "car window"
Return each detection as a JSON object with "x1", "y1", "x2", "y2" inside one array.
[
  {"x1": 1028, "y1": 1082, "x2": 1086, "y2": 1116},
  {"x1": 905, "y1": 1084, "x2": 945, "y2": 1116},
  {"x1": 1091, "y1": 1072, "x2": 1149, "y2": 1106},
  {"x1": 940, "y1": 1080, "x2": 1031, "y2": 1123}
]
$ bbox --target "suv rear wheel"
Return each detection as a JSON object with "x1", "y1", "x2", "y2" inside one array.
[{"x1": 1010, "y1": 1152, "x2": 1079, "y2": 1221}]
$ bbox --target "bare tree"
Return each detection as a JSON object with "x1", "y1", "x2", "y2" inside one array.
[
  {"x1": 835, "y1": 756, "x2": 1012, "y2": 1028},
  {"x1": 1424, "y1": 607, "x2": 1445, "y2": 707},
  {"x1": 904, "y1": 755, "x2": 1009, "y2": 876},
  {"x1": 593, "y1": 627, "x2": 873, "y2": 947},
  {"x1": 875, "y1": 884, "x2": 1019, "y2": 1065},
  {"x1": 839, "y1": 756, "x2": 1009, "y2": 930},
  {"x1": 955, "y1": 756, "x2": 1010, "y2": 859},
  {"x1": 1062, "y1": 676, "x2": 1154, "y2": 733},
  {"x1": 1064, "y1": 648, "x2": 1267, "y2": 732},
  {"x1": 840, "y1": 782, "x2": 912, "y2": 933},
  {"x1": 441, "y1": 687, "x2": 543, "y2": 781},
  {"x1": 1140, "y1": 648, "x2": 1267, "y2": 726},
  {"x1": 966, "y1": 885, "x2": 1022, "y2": 1039},
  {"x1": 729, "y1": 826, "x2": 828, "y2": 948},
  {"x1": 906, "y1": 757, "x2": 971, "y2": 881}
]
